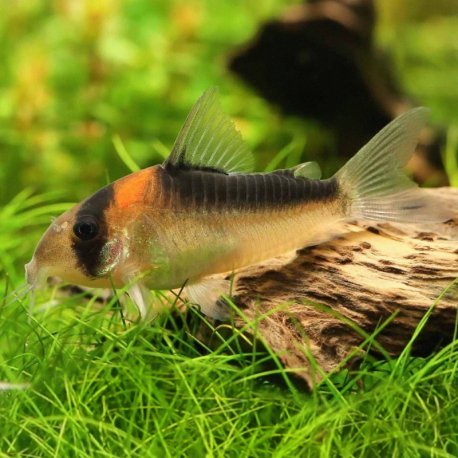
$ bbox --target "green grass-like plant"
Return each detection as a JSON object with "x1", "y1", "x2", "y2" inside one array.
[{"x1": 1, "y1": 275, "x2": 457, "y2": 457}]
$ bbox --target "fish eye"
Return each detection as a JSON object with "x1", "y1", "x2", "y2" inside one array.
[{"x1": 73, "y1": 217, "x2": 99, "y2": 241}]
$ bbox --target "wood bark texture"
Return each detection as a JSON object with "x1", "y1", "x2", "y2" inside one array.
[{"x1": 196, "y1": 187, "x2": 458, "y2": 388}]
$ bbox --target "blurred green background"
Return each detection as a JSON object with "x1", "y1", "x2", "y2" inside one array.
[
  {"x1": 1, "y1": 0, "x2": 458, "y2": 276},
  {"x1": 1, "y1": 0, "x2": 294, "y2": 203}
]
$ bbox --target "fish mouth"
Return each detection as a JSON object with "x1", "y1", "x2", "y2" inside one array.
[
  {"x1": 25, "y1": 259, "x2": 36, "y2": 286},
  {"x1": 25, "y1": 258, "x2": 38, "y2": 287},
  {"x1": 25, "y1": 258, "x2": 47, "y2": 288}
]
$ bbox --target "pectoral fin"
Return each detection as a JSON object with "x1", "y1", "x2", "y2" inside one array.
[
  {"x1": 184, "y1": 277, "x2": 232, "y2": 320},
  {"x1": 128, "y1": 282, "x2": 152, "y2": 319}
]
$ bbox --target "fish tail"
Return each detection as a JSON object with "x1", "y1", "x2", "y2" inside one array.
[{"x1": 334, "y1": 107, "x2": 452, "y2": 223}]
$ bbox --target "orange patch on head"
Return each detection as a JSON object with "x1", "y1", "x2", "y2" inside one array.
[{"x1": 113, "y1": 167, "x2": 157, "y2": 209}]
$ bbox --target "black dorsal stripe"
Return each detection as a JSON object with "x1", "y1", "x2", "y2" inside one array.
[{"x1": 159, "y1": 166, "x2": 338, "y2": 211}]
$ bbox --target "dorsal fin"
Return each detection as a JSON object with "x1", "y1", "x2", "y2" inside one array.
[{"x1": 164, "y1": 88, "x2": 254, "y2": 174}]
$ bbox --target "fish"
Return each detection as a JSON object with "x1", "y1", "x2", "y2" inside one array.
[{"x1": 25, "y1": 88, "x2": 451, "y2": 319}]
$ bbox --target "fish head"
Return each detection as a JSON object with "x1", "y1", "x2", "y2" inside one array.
[{"x1": 25, "y1": 184, "x2": 126, "y2": 289}]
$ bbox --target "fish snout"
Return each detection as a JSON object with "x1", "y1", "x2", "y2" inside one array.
[
  {"x1": 25, "y1": 257, "x2": 47, "y2": 288},
  {"x1": 25, "y1": 258, "x2": 37, "y2": 286}
]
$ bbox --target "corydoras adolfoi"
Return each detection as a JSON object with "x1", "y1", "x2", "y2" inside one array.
[{"x1": 25, "y1": 89, "x2": 451, "y2": 319}]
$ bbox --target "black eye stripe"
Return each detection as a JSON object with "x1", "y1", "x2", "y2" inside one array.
[{"x1": 72, "y1": 184, "x2": 114, "y2": 277}]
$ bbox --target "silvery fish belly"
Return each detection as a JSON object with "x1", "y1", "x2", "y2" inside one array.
[{"x1": 26, "y1": 88, "x2": 452, "y2": 320}]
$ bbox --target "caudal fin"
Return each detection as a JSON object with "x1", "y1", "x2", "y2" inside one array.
[{"x1": 335, "y1": 108, "x2": 451, "y2": 223}]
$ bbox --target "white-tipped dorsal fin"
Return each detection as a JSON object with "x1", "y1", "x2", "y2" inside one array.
[
  {"x1": 294, "y1": 161, "x2": 322, "y2": 180},
  {"x1": 164, "y1": 88, "x2": 254, "y2": 174}
]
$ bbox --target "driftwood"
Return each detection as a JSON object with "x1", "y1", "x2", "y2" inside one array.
[{"x1": 195, "y1": 188, "x2": 458, "y2": 388}]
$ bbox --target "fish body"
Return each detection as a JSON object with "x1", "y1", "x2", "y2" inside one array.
[
  {"x1": 26, "y1": 89, "x2": 451, "y2": 319},
  {"x1": 86, "y1": 165, "x2": 341, "y2": 290}
]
